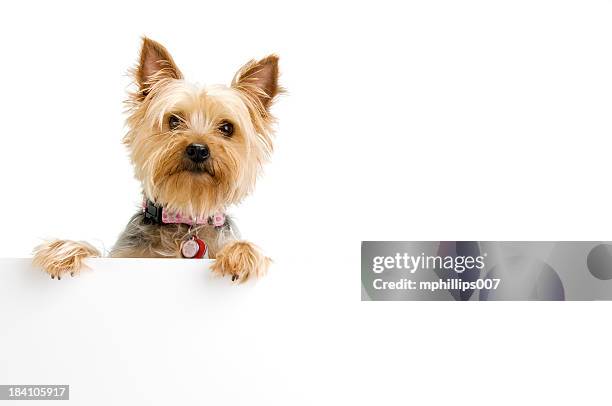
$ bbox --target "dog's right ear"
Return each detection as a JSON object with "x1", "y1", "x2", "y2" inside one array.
[{"x1": 134, "y1": 37, "x2": 183, "y2": 99}]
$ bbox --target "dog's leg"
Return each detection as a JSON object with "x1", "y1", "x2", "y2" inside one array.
[
  {"x1": 210, "y1": 241, "x2": 270, "y2": 284},
  {"x1": 32, "y1": 240, "x2": 100, "y2": 279}
]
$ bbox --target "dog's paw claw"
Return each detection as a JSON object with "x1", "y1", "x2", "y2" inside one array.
[
  {"x1": 32, "y1": 239, "x2": 100, "y2": 280},
  {"x1": 211, "y1": 241, "x2": 270, "y2": 284}
]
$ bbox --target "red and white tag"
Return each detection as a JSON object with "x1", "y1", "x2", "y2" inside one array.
[{"x1": 181, "y1": 237, "x2": 208, "y2": 259}]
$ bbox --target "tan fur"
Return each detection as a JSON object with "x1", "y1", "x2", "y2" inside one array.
[
  {"x1": 33, "y1": 37, "x2": 281, "y2": 283},
  {"x1": 210, "y1": 241, "x2": 271, "y2": 283},
  {"x1": 123, "y1": 43, "x2": 279, "y2": 218},
  {"x1": 124, "y1": 82, "x2": 271, "y2": 217},
  {"x1": 33, "y1": 240, "x2": 100, "y2": 278}
]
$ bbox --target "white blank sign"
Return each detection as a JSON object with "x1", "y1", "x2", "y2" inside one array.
[{"x1": 0, "y1": 258, "x2": 310, "y2": 405}]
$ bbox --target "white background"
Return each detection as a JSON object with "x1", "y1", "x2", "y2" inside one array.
[{"x1": 1, "y1": 0, "x2": 612, "y2": 404}]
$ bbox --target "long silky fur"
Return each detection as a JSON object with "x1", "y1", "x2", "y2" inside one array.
[
  {"x1": 33, "y1": 37, "x2": 280, "y2": 282},
  {"x1": 33, "y1": 240, "x2": 100, "y2": 278}
]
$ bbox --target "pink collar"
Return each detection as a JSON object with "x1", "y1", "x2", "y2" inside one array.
[{"x1": 142, "y1": 199, "x2": 226, "y2": 227}]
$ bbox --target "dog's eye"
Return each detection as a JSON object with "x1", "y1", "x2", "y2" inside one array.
[
  {"x1": 168, "y1": 115, "x2": 181, "y2": 130},
  {"x1": 218, "y1": 121, "x2": 234, "y2": 137}
]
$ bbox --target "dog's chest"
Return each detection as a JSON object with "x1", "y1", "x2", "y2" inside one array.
[
  {"x1": 111, "y1": 213, "x2": 236, "y2": 259},
  {"x1": 153, "y1": 223, "x2": 232, "y2": 258}
]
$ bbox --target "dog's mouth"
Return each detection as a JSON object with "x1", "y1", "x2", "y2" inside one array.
[{"x1": 182, "y1": 161, "x2": 216, "y2": 177}]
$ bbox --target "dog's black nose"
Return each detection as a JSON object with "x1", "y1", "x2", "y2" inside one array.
[{"x1": 185, "y1": 144, "x2": 210, "y2": 163}]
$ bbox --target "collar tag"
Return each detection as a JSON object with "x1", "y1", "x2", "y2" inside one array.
[{"x1": 181, "y1": 237, "x2": 208, "y2": 259}]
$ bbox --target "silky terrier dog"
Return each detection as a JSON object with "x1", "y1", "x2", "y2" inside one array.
[{"x1": 33, "y1": 38, "x2": 281, "y2": 283}]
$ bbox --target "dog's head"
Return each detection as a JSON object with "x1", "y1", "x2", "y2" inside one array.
[{"x1": 124, "y1": 38, "x2": 281, "y2": 217}]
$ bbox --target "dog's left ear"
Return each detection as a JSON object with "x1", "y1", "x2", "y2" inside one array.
[{"x1": 232, "y1": 55, "x2": 280, "y2": 111}]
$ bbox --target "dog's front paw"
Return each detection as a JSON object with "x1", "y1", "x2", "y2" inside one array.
[
  {"x1": 32, "y1": 239, "x2": 100, "y2": 279},
  {"x1": 210, "y1": 241, "x2": 270, "y2": 284}
]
